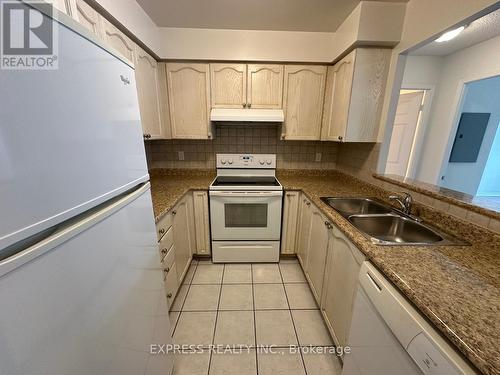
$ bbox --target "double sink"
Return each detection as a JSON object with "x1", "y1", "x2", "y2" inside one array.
[{"x1": 320, "y1": 197, "x2": 466, "y2": 246}]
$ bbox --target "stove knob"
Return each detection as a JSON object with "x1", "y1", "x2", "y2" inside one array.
[
  {"x1": 221, "y1": 159, "x2": 227, "y2": 165},
  {"x1": 266, "y1": 159, "x2": 272, "y2": 165},
  {"x1": 259, "y1": 160, "x2": 265, "y2": 165},
  {"x1": 228, "y1": 159, "x2": 233, "y2": 165}
]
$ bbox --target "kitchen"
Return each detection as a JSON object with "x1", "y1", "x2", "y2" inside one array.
[{"x1": 0, "y1": 0, "x2": 499, "y2": 375}]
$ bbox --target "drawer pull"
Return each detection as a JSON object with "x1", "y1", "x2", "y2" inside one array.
[
  {"x1": 161, "y1": 248, "x2": 168, "y2": 254},
  {"x1": 158, "y1": 228, "x2": 165, "y2": 235},
  {"x1": 172, "y1": 210, "x2": 177, "y2": 215},
  {"x1": 167, "y1": 293, "x2": 173, "y2": 298},
  {"x1": 306, "y1": 201, "x2": 311, "y2": 206},
  {"x1": 164, "y1": 267, "x2": 170, "y2": 273}
]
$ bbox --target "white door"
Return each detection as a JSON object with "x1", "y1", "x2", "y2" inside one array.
[{"x1": 385, "y1": 91, "x2": 425, "y2": 176}]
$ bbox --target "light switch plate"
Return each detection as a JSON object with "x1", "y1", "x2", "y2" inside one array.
[
  {"x1": 315, "y1": 153, "x2": 322, "y2": 162},
  {"x1": 178, "y1": 151, "x2": 185, "y2": 161}
]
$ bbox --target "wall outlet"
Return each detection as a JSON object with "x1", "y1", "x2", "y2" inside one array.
[
  {"x1": 178, "y1": 151, "x2": 185, "y2": 161},
  {"x1": 315, "y1": 153, "x2": 322, "y2": 162}
]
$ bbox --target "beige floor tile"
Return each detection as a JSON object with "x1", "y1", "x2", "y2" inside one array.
[
  {"x1": 214, "y1": 311, "x2": 255, "y2": 346},
  {"x1": 291, "y1": 310, "x2": 333, "y2": 346},
  {"x1": 257, "y1": 348, "x2": 305, "y2": 375},
  {"x1": 183, "y1": 284, "x2": 221, "y2": 311},
  {"x1": 169, "y1": 311, "x2": 180, "y2": 333},
  {"x1": 279, "y1": 258, "x2": 299, "y2": 264},
  {"x1": 252, "y1": 264, "x2": 282, "y2": 283},
  {"x1": 219, "y1": 284, "x2": 253, "y2": 310},
  {"x1": 255, "y1": 310, "x2": 297, "y2": 346},
  {"x1": 284, "y1": 283, "x2": 318, "y2": 309},
  {"x1": 170, "y1": 284, "x2": 189, "y2": 312},
  {"x1": 182, "y1": 263, "x2": 197, "y2": 285},
  {"x1": 302, "y1": 349, "x2": 342, "y2": 375},
  {"x1": 173, "y1": 350, "x2": 211, "y2": 375},
  {"x1": 209, "y1": 350, "x2": 257, "y2": 375},
  {"x1": 279, "y1": 263, "x2": 306, "y2": 283},
  {"x1": 192, "y1": 264, "x2": 224, "y2": 284},
  {"x1": 223, "y1": 264, "x2": 252, "y2": 284},
  {"x1": 173, "y1": 312, "x2": 217, "y2": 346},
  {"x1": 254, "y1": 284, "x2": 288, "y2": 310}
]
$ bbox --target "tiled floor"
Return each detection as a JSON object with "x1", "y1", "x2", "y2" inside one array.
[{"x1": 169, "y1": 259, "x2": 342, "y2": 375}]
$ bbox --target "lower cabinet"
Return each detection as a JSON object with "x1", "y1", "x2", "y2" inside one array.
[
  {"x1": 172, "y1": 193, "x2": 194, "y2": 284},
  {"x1": 321, "y1": 226, "x2": 365, "y2": 349},
  {"x1": 281, "y1": 191, "x2": 300, "y2": 254},
  {"x1": 193, "y1": 191, "x2": 211, "y2": 255},
  {"x1": 296, "y1": 194, "x2": 313, "y2": 267},
  {"x1": 304, "y1": 206, "x2": 330, "y2": 304},
  {"x1": 155, "y1": 190, "x2": 210, "y2": 310}
]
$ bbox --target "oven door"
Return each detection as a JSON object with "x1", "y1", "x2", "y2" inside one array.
[{"x1": 210, "y1": 191, "x2": 283, "y2": 240}]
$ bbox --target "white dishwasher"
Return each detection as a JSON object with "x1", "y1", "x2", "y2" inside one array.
[{"x1": 342, "y1": 261, "x2": 477, "y2": 375}]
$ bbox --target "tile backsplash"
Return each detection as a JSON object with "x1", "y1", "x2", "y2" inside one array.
[{"x1": 146, "y1": 124, "x2": 339, "y2": 170}]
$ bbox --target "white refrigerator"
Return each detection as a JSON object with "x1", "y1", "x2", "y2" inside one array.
[{"x1": 0, "y1": 3, "x2": 173, "y2": 375}]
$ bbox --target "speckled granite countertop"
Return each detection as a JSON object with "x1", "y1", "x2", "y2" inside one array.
[
  {"x1": 150, "y1": 169, "x2": 500, "y2": 375},
  {"x1": 149, "y1": 169, "x2": 215, "y2": 221}
]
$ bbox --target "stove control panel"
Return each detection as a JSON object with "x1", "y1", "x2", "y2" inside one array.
[{"x1": 216, "y1": 154, "x2": 276, "y2": 169}]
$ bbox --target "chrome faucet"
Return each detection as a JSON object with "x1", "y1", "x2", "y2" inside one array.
[{"x1": 389, "y1": 192, "x2": 413, "y2": 214}]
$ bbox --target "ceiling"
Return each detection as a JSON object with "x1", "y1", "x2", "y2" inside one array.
[
  {"x1": 411, "y1": 8, "x2": 500, "y2": 56},
  {"x1": 136, "y1": 0, "x2": 407, "y2": 32}
]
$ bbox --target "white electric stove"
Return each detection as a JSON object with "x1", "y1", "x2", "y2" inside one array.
[{"x1": 209, "y1": 154, "x2": 283, "y2": 263}]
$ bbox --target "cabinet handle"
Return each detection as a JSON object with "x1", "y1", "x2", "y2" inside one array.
[
  {"x1": 324, "y1": 221, "x2": 332, "y2": 229},
  {"x1": 247, "y1": 103, "x2": 252, "y2": 108},
  {"x1": 167, "y1": 293, "x2": 172, "y2": 298},
  {"x1": 338, "y1": 136, "x2": 343, "y2": 141},
  {"x1": 158, "y1": 228, "x2": 165, "y2": 235},
  {"x1": 172, "y1": 210, "x2": 177, "y2": 215},
  {"x1": 286, "y1": 193, "x2": 294, "y2": 196},
  {"x1": 164, "y1": 267, "x2": 170, "y2": 273},
  {"x1": 143, "y1": 134, "x2": 151, "y2": 139},
  {"x1": 242, "y1": 103, "x2": 246, "y2": 108},
  {"x1": 161, "y1": 248, "x2": 168, "y2": 254},
  {"x1": 306, "y1": 202, "x2": 311, "y2": 206}
]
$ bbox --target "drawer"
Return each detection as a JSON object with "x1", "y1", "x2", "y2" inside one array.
[
  {"x1": 156, "y1": 211, "x2": 173, "y2": 241},
  {"x1": 161, "y1": 245, "x2": 175, "y2": 270},
  {"x1": 159, "y1": 226, "x2": 173, "y2": 253},
  {"x1": 164, "y1": 263, "x2": 179, "y2": 309}
]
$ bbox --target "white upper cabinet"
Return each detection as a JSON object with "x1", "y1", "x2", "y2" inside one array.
[
  {"x1": 166, "y1": 63, "x2": 212, "y2": 139},
  {"x1": 210, "y1": 64, "x2": 247, "y2": 108},
  {"x1": 282, "y1": 65, "x2": 327, "y2": 140},
  {"x1": 134, "y1": 46, "x2": 169, "y2": 140},
  {"x1": 321, "y1": 48, "x2": 391, "y2": 142},
  {"x1": 73, "y1": 0, "x2": 102, "y2": 38},
  {"x1": 99, "y1": 17, "x2": 135, "y2": 65},
  {"x1": 247, "y1": 64, "x2": 284, "y2": 109}
]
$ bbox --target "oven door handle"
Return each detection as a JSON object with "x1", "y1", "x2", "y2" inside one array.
[{"x1": 209, "y1": 191, "x2": 283, "y2": 198}]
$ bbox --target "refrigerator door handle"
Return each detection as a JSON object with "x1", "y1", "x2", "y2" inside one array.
[{"x1": 0, "y1": 183, "x2": 151, "y2": 278}]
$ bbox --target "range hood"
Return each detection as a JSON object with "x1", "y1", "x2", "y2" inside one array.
[{"x1": 210, "y1": 108, "x2": 284, "y2": 123}]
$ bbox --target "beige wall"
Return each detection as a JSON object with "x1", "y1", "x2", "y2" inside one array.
[{"x1": 146, "y1": 124, "x2": 339, "y2": 170}]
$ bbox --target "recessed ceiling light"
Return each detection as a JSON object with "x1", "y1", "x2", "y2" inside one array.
[{"x1": 435, "y1": 26, "x2": 465, "y2": 42}]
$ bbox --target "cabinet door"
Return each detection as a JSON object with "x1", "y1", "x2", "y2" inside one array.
[
  {"x1": 321, "y1": 227, "x2": 365, "y2": 348},
  {"x1": 282, "y1": 65, "x2": 326, "y2": 140},
  {"x1": 210, "y1": 64, "x2": 247, "y2": 108},
  {"x1": 172, "y1": 196, "x2": 193, "y2": 284},
  {"x1": 166, "y1": 63, "x2": 212, "y2": 139},
  {"x1": 135, "y1": 46, "x2": 168, "y2": 140},
  {"x1": 296, "y1": 195, "x2": 312, "y2": 267},
  {"x1": 74, "y1": 0, "x2": 102, "y2": 38},
  {"x1": 305, "y1": 207, "x2": 330, "y2": 303},
  {"x1": 193, "y1": 191, "x2": 211, "y2": 255},
  {"x1": 100, "y1": 17, "x2": 135, "y2": 65},
  {"x1": 281, "y1": 191, "x2": 300, "y2": 254},
  {"x1": 247, "y1": 64, "x2": 284, "y2": 109},
  {"x1": 321, "y1": 51, "x2": 355, "y2": 142},
  {"x1": 52, "y1": 0, "x2": 76, "y2": 17}
]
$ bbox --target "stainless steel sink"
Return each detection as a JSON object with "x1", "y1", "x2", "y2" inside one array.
[
  {"x1": 320, "y1": 197, "x2": 393, "y2": 217},
  {"x1": 348, "y1": 214, "x2": 446, "y2": 245},
  {"x1": 320, "y1": 196, "x2": 467, "y2": 246}
]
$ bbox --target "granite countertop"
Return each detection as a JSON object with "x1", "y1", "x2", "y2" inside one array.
[
  {"x1": 150, "y1": 169, "x2": 500, "y2": 375},
  {"x1": 149, "y1": 169, "x2": 215, "y2": 221}
]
